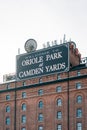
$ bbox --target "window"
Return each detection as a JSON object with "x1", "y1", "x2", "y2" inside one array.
[
  {"x1": 38, "y1": 113, "x2": 43, "y2": 121},
  {"x1": 6, "y1": 95, "x2": 10, "y2": 100},
  {"x1": 39, "y1": 78, "x2": 43, "y2": 83},
  {"x1": 22, "y1": 103, "x2": 26, "y2": 111},
  {"x1": 38, "y1": 101, "x2": 43, "y2": 109},
  {"x1": 76, "y1": 108, "x2": 82, "y2": 118},
  {"x1": 6, "y1": 117, "x2": 10, "y2": 125},
  {"x1": 76, "y1": 83, "x2": 82, "y2": 89},
  {"x1": 6, "y1": 106, "x2": 10, "y2": 113},
  {"x1": 76, "y1": 123, "x2": 82, "y2": 130},
  {"x1": 22, "y1": 92, "x2": 26, "y2": 98},
  {"x1": 57, "y1": 124, "x2": 62, "y2": 130},
  {"x1": 57, "y1": 99, "x2": 62, "y2": 106},
  {"x1": 38, "y1": 89, "x2": 43, "y2": 96},
  {"x1": 57, "y1": 111, "x2": 62, "y2": 119},
  {"x1": 21, "y1": 127, "x2": 26, "y2": 130},
  {"x1": 38, "y1": 126, "x2": 43, "y2": 130},
  {"x1": 76, "y1": 96, "x2": 82, "y2": 103},
  {"x1": 57, "y1": 74, "x2": 61, "y2": 80},
  {"x1": 7, "y1": 84, "x2": 10, "y2": 89},
  {"x1": 23, "y1": 81, "x2": 26, "y2": 86},
  {"x1": 77, "y1": 71, "x2": 81, "y2": 76},
  {"x1": 21, "y1": 115, "x2": 26, "y2": 123},
  {"x1": 56, "y1": 86, "x2": 62, "y2": 92}
]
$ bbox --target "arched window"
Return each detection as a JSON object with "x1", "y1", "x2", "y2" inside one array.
[
  {"x1": 57, "y1": 99, "x2": 62, "y2": 106},
  {"x1": 38, "y1": 101, "x2": 43, "y2": 109}
]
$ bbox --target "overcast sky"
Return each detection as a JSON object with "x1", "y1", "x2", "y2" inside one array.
[{"x1": 0, "y1": 0, "x2": 87, "y2": 82}]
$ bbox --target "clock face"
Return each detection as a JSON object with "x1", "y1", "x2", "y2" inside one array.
[{"x1": 24, "y1": 39, "x2": 37, "y2": 53}]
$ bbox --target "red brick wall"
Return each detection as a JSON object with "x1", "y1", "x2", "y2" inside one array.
[{"x1": 0, "y1": 68, "x2": 87, "y2": 130}]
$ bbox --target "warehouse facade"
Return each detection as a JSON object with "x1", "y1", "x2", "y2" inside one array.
[{"x1": 0, "y1": 41, "x2": 87, "y2": 130}]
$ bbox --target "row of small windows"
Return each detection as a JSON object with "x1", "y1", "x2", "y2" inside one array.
[
  {"x1": 5, "y1": 99, "x2": 61, "y2": 113},
  {"x1": 6, "y1": 108, "x2": 83, "y2": 125},
  {"x1": 6, "y1": 83, "x2": 82, "y2": 100},
  {"x1": 39, "y1": 123, "x2": 82, "y2": 130},
  {"x1": 38, "y1": 109, "x2": 83, "y2": 121},
  {"x1": 6, "y1": 105, "x2": 82, "y2": 119},
  {"x1": 6, "y1": 112, "x2": 62, "y2": 125},
  {"x1": 6, "y1": 82, "x2": 83, "y2": 100},
  {"x1": 5, "y1": 95, "x2": 82, "y2": 109},
  {"x1": 5, "y1": 117, "x2": 82, "y2": 130},
  {"x1": 5, "y1": 94, "x2": 82, "y2": 113},
  {"x1": 5, "y1": 71, "x2": 81, "y2": 89},
  {"x1": 5, "y1": 99, "x2": 62, "y2": 113}
]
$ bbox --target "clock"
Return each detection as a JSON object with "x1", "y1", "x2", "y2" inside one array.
[{"x1": 24, "y1": 39, "x2": 37, "y2": 53}]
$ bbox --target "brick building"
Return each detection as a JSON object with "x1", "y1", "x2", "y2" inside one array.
[{"x1": 0, "y1": 41, "x2": 87, "y2": 130}]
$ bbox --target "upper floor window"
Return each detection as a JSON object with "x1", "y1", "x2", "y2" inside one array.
[
  {"x1": 7, "y1": 84, "x2": 10, "y2": 89},
  {"x1": 77, "y1": 71, "x2": 81, "y2": 76},
  {"x1": 57, "y1": 111, "x2": 62, "y2": 119},
  {"x1": 38, "y1": 101, "x2": 44, "y2": 109},
  {"x1": 57, "y1": 98, "x2": 62, "y2": 106},
  {"x1": 38, "y1": 89, "x2": 43, "y2": 96},
  {"x1": 21, "y1": 115, "x2": 26, "y2": 124},
  {"x1": 76, "y1": 122, "x2": 82, "y2": 130},
  {"x1": 57, "y1": 74, "x2": 61, "y2": 80},
  {"x1": 23, "y1": 81, "x2": 26, "y2": 86},
  {"x1": 6, "y1": 95, "x2": 10, "y2": 101},
  {"x1": 76, "y1": 83, "x2": 82, "y2": 89},
  {"x1": 57, "y1": 124, "x2": 62, "y2": 130},
  {"x1": 76, "y1": 96, "x2": 82, "y2": 104},
  {"x1": 38, "y1": 126, "x2": 43, "y2": 130},
  {"x1": 6, "y1": 117, "x2": 10, "y2": 125},
  {"x1": 6, "y1": 106, "x2": 10, "y2": 113},
  {"x1": 22, "y1": 92, "x2": 26, "y2": 98},
  {"x1": 39, "y1": 78, "x2": 43, "y2": 83},
  {"x1": 21, "y1": 127, "x2": 26, "y2": 130},
  {"x1": 76, "y1": 108, "x2": 82, "y2": 118},
  {"x1": 56, "y1": 86, "x2": 62, "y2": 92},
  {"x1": 22, "y1": 103, "x2": 26, "y2": 111},
  {"x1": 38, "y1": 113, "x2": 44, "y2": 122}
]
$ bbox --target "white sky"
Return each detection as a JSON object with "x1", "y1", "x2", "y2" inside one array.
[{"x1": 0, "y1": 0, "x2": 87, "y2": 82}]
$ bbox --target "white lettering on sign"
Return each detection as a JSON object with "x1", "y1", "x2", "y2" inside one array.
[
  {"x1": 17, "y1": 44, "x2": 69, "y2": 80},
  {"x1": 22, "y1": 56, "x2": 43, "y2": 66},
  {"x1": 46, "y1": 52, "x2": 62, "y2": 61},
  {"x1": 45, "y1": 62, "x2": 66, "y2": 72},
  {"x1": 19, "y1": 67, "x2": 43, "y2": 78}
]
